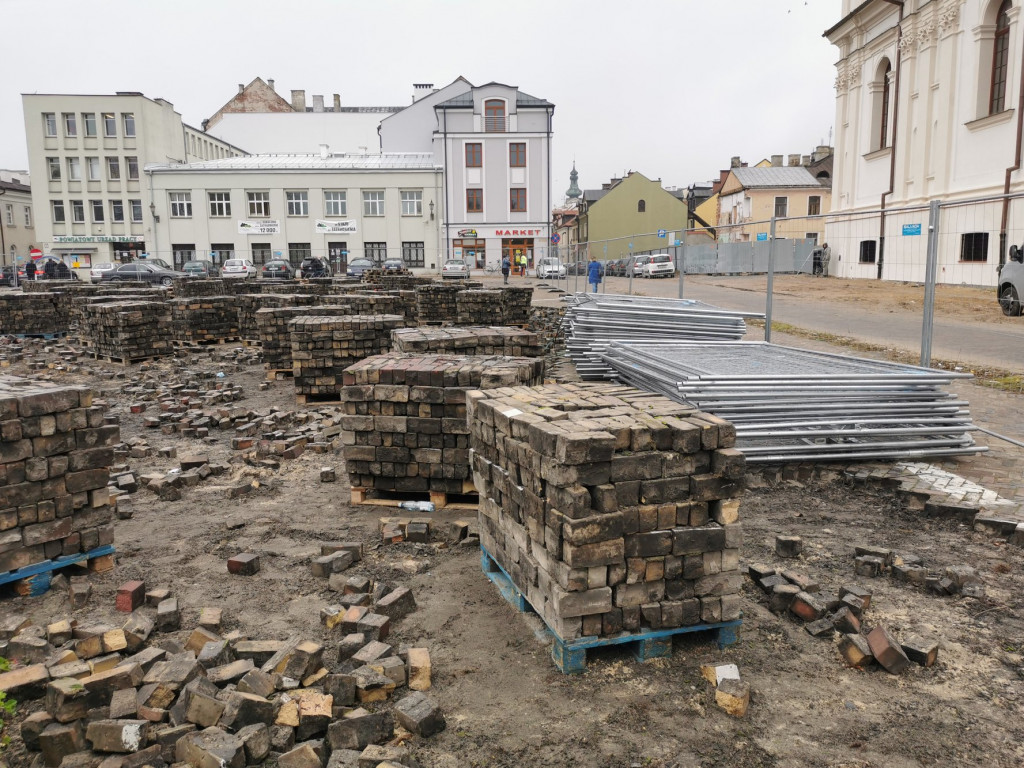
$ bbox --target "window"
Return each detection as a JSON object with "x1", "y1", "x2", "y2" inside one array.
[
  {"x1": 467, "y1": 189, "x2": 483, "y2": 212},
  {"x1": 637, "y1": 199, "x2": 646, "y2": 213},
  {"x1": 805, "y1": 232, "x2": 819, "y2": 245},
  {"x1": 774, "y1": 196, "x2": 788, "y2": 218},
  {"x1": 208, "y1": 192, "x2": 231, "y2": 217},
  {"x1": 71, "y1": 200, "x2": 85, "y2": 223},
  {"x1": 172, "y1": 244, "x2": 196, "y2": 268},
  {"x1": 363, "y1": 191, "x2": 385, "y2": 216},
  {"x1": 43, "y1": 113, "x2": 57, "y2": 137},
  {"x1": 211, "y1": 243, "x2": 234, "y2": 263},
  {"x1": 103, "y1": 113, "x2": 116, "y2": 137},
  {"x1": 63, "y1": 113, "x2": 77, "y2": 137},
  {"x1": 961, "y1": 232, "x2": 989, "y2": 262},
  {"x1": 251, "y1": 243, "x2": 271, "y2": 266},
  {"x1": 402, "y1": 241, "x2": 425, "y2": 268},
  {"x1": 872, "y1": 59, "x2": 892, "y2": 151},
  {"x1": 169, "y1": 192, "x2": 192, "y2": 218},
  {"x1": 3, "y1": 204, "x2": 12, "y2": 225},
  {"x1": 247, "y1": 191, "x2": 270, "y2": 217},
  {"x1": 47, "y1": 157, "x2": 61, "y2": 181},
  {"x1": 365, "y1": 242, "x2": 387, "y2": 262},
  {"x1": 67, "y1": 157, "x2": 81, "y2": 181},
  {"x1": 122, "y1": 113, "x2": 136, "y2": 137},
  {"x1": 130, "y1": 199, "x2": 143, "y2": 222},
  {"x1": 126, "y1": 156, "x2": 139, "y2": 181},
  {"x1": 991, "y1": 1, "x2": 1012, "y2": 114},
  {"x1": 23, "y1": 207, "x2": 32, "y2": 228},
  {"x1": 807, "y1": 196, "x2": 821, "y2": 216},
  {"x1": 110, "y1": 200, "x2": 124, "y2": 223},
  {"x1": 484, "y1": 99, "x2": 506, "y2": 131},
  {"x1": 286, "y1": 191, "x2": 309, "y2": 216},
  {"x1": 90, "y1": 200, "x2": 105, "y2": 223},
  {"x1": 287, "y1": 242, "x2": 311, "y2": 267},
  {"x1": 106, "y1": 157, "x2": 120, "y2": 180},
  {"x1": 87, "y1": 157, "x2": 100, "y2": 181},
  {"x1": 510, "y1": 188, "x2": 526, "y2": 212},
  {"x1": 466, "y1": 143, "x2": 482, "y2": 168},
  {"x1": 324, "y1": 191, "x2": 347, "y2": 216},
  {"x1": 401, "y1": 191, "x2": 422, "y2": 216},
  {"x1": 83, "y1": 113, "x2": 97, "y2": 137},
  {"x1": 509, "y1": 143, "x2": 526, "y2": 167},
  {"x1": 880, "y1": 62, "x2": 891, "y2": 148},
  {"x1": 859, "y1": 240, "x2": 877, "y2": 264},
  {"x1": 52, "y1": 200, "x2": 66, "y2": 224}
]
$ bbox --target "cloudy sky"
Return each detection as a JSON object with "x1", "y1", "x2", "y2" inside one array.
[{"x1": 2, "y1": 0, "x2": 840, "y2": 197}]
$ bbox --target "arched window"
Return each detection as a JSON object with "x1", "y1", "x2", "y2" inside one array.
[
  {"x1": 637, "y1": 199, "x2": 646, "y2": 213},
  {"x1": 484, "y1": 99, "x2": 506, "y2": 132},
  {"x1": 990, "y1": 0, "x2": 1012, "y2": 114},
  {"x1": 879, "y1": 61, "x2": 892, "y2": 149}
]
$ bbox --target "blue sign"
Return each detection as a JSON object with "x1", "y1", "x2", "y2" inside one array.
[
  {"x1": 674, "y1": 240, "x2": 682, "y2": 246},
  {"x1": 903, "y1": 223, "x2": 922, "y2": 236},
  {"x1": 756, "y1": 232, "x2": 768, "y2": 242},
  {"x1": 550, "y1": 233, "x2": 561, "y2": 245},
  {"x1": 274, "y1": 251, "x2": 283, "y2": 257},
  {"x1": 657, "y1": 229, "x2": 666, "y2": 238}
]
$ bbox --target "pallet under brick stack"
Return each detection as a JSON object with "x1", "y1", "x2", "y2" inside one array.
[
  {"x1": 0, "y1": 377, "x2": 116, "y2": 595},
  {"x1": 467, "y1": 381, "x2": 745, "y2": 673},
  {"x1": 81, "y1": 301, "x2": 173, "y2": 362},
  {"x1": 169, "y1": 296, "x2": 240, "y2": 344},
  {"x1": 340, "y1": 353, "x2": 545, "y2": 503}
]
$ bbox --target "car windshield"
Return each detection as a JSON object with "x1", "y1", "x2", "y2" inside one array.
[
  {"x1": 225, "y1": 260, "x2": 245, "y2": 267},
  {"x1": 653, "y1": 255, "x2": 671, "y2": 263},
  {"x1": 183, "y1": 262, "x2": 206, "y2": 269},
  {"x1": 446, "y1": 260, "x2": 465, "y2": 267},
  {"x1": 94, "y1": 263, "x2": 114, "y2": 270},
  {"x1": 266, "y1": 261, "x2": 287, "y2": 268},
  {"x1": 350, "y1": 259, "x2": 372, "y2": 267}
]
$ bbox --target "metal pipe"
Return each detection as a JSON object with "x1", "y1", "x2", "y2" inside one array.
[
  {"x1": 975, "y1": 426, "x2": 1024, "y2": 449},
  {"x1": 921, "y1": 199, "x2": 940, "y2": 366},
  {"x1": 765, "y1": 216, "x2": 777, "y2": 342}
]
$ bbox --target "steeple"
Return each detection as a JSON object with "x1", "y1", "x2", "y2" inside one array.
[{"x1": 566, "y1": 163, "x2": 582, "y2": 199}]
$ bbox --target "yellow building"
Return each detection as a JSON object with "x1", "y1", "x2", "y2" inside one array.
[
  {"x1": 717, "y1": 165, "x2": 831, "y2": 243},
  {"x1": 578, "y1": 172, "x2": 689, "y2": 257}
]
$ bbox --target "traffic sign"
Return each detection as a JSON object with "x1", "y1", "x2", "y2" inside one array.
[
  {"x1": 657, "y1": 229, "x2": 666, "y2": 238},
  {"x1": 550, "y1": 233, "x2": 561, "y2": 245}
]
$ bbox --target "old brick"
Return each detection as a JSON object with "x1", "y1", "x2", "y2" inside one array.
[
  {"x1": 175, "y1": 726, "x2": 245, "y2": 768},
  {"x1": 115, "y1": 581, "x2": 145, "y2": 613},
  {"x1": 838, "y1": 633, "x2": 874, "y2": 668},
  {"x1": 227, "y1": 552, "x2": 260, "y2": 575},
  {"x1": 326, "y1": 709, "x2": 394, "y2": 750},
  {"x1": 866, "y1": 626, "x2": 911, "y2": 674},
  {"x1": 901, "y1": 636, "x2": 939, "y2": 667},
  {"x1": 394, "y1": 691, "x2": 446, "y2": 737},
  {"x1": 775, "y1": 535, "x2": 803, "y2": 558},
  {"x1": 86, "y1": 719, "x2": 149, "y2": 753}
]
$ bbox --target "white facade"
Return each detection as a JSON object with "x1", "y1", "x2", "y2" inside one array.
[
  {"x1": 146, "y1": 154, "x2": 444, "y2": 273},
  {"x1": 0, "y1": 171, "x2": 35, "y2": 267},
  {"x1": 825, "y1": 0, "x2": 1024, "y2": 285},
  {"x1": 205, "y1": 111, "x2": 396, "y2": 156}
]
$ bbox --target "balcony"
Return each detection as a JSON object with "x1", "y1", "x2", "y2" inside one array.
[{"x1": 484, "y1": 116, "x2": 509, "y2": 132}]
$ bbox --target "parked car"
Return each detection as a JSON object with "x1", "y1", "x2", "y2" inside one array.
[
  {"x1": 0, "y1": 264, "x2": 28, "y2": 286},
  {"x1": 609, "y1": 259, "x2": 626, "y2": 277},
  {"x1": 144, "y1": 257, "x2": 174, "y2": 270},
  {"x1": 100, "y1": 262, "x2": 186, "y2": 287},
  {"x1": 631, "y1": 255, "x2": 653, "y2": 277},
  {"x1": 346, "y1": 258, "x2": 375, "y2": 278},
  {"x1": 298, "y1": 256, "x2": 331, "y2": 279},
  {"x1": 261, "y1": 260, "x2": 294, "y2": 279},
  {"x1": 642, "y1": 253, "x2": 676, "y2": 278},
  {"x1": 89, "y1": 262, "x2": 117, "y2": 283},
  {"x1": 442, "y1": 259, "x2": 470, "y2": 279},
  {"x1": 998, "y1": 244, "x2": 1024, "y2": 316},
  {"x1": 220, "y1": 258, "x2": 257, "y2": 279},
  {"x1": 381, "y1": 258, "x2": 406, "y2": 273},
  {"x1": 536, "y1": 257, "x2": 567, "y2": 279},
  {"x1": 182, "y1": 260, "x2": 217, "y2": 278}
]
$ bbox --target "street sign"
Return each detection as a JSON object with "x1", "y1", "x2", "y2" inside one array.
[
  {"x1": 756, "y1": 233, "x2": 768, "y2": 241},
  {"x1": 903, "y1": 223, "x2": 922, "y2": 236},
  {"x1": 657, "y1": 229, "x2": 666, "y2": 238},
  {"x1": 674, "y1": 240, "x2": 682, "y2": 246},
  {"x1": 551, "y1": 233, "x2": 561, "y2": 245}
]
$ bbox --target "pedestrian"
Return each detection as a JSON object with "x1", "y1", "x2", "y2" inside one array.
[
  {"x1": 821, "y1": 242, "x2": 832, "y2": 277},
  {"x1": 501, "y1": 254, "x2": 511, "y2": 284},
  {"x1": 43, "y1": 259, "x2": 57, "y2": 280},
  {"x1": 587, "y1": 255, "x2": 602, "y2": 294},
  {"x1": 24, "y1": 260, "x2": 36, "y2": 281}
]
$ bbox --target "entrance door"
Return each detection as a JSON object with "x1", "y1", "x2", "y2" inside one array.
[
  {"x1": 328, "y1": 242, "x2": 348, "y2": 273},
  {"x1": 502, "y1": 238, "x2": 534, "y2": 273}
]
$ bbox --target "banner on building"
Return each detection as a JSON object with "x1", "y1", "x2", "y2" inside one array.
[
  {"x1": 237, "y1": 220, "x2": 281, "y2": 235},
  {"x1": 53, "y1": 235, "x2": 144, "y2": 243},
  {"x1": 315, "y1": 219, "x2": 357, "y2": 234}
]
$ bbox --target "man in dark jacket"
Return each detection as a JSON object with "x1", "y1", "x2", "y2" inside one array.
[{"x1": 24, "y1": 260, "x2": 36, "y2": 281}]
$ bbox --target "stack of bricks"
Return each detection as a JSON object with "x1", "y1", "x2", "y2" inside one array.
[
  {"x1": 466, "y1": 381, "x2": 745, "y2": 642},
  {"x1": 0, "y1": 377, "x2": 117, "y2": 573},
  {"x1": 258, "y1": 305, "x2": 368, "y2": 371},
  {"x1": 391, "y1": 326, "x2": 542, "y2": 357},
  {"x1": 236, "y1": 293, "x2": 317, "y2": 341},
  {"x1": 0, "y1": 294, "x2": 70, "y2": 336},
  {"x1": 81, "y1": 302, "x2": 173, "y2": 361},
  {"x1": 361, "y1": 272, "x2": 434, "y2": 291},
  {"x1": 169, "y1": 296, "x2": 240, "y2": 344},
  {"x1": 456, "y1": 290, "x2": 505, "y2": 325},
  {"x1": 291, "y1": 315, "x2": 406, "y2": 401},
  {"x1": 171, "y1": 278, "x2": 226, "y2": 297},
  {"x1": 329, "y1": 292, "x2": 418, "y2": 325},
  {"x1": 500, "y1": 286, "x2": 534, "y2": 325},
  {"x1": 340, "y1": 353, "x2": 545, "y2": 494},
  {"x1": 76, "y1": 294, "x2": 167, "y2": 343},
  {"x1": 414, "y1": 284, "x2": 461, "y2": 324}
]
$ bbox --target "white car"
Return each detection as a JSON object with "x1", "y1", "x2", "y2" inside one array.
[
  {"x1": 642, "y1": 253, "x2": 676, "y2": 278},
  {"x1": 220, "y1": 258, "x2": 257, "y2": 279},
  {"x1": 442, "y1": 259, "x2": 469, "y2": 279},
  {"x1": 536, "y1": 257, "x2": 567, "y2": 279},
  {"x1": 89, "y1": 262, "x2": 117, "y2": 283},
  {"x1": 631, "y1": 255, "x2": 653, "y2": 277}
]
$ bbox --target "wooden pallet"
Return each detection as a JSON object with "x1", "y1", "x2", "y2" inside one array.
[
  {"x1": 10, "y1": 331, "x2": 68, "y2": 340},
  {"x1": 173, "y1": 336, "x2": 243, "y2": 347},
  {"x1": 296, "y1": 393, "x2": 343, "y2": 406},
  {"x1": 243, "y1": 339, "x2": 262, "y2": 347},
  {"x1": 0, "y1": 544, "x2": 116, "y2": 597},
  {"x1": 481, "y1": 546, "x2": 741, "y2": 674},
  {"x1": 266, "y1": 368, "x2": 294, "y2": 381},
  {"x1": 350, "y1": 486, "x2": 478, "y2": 510},
  {"x1": 88, "y1": 352, "x2": 166, "y2": 365}
]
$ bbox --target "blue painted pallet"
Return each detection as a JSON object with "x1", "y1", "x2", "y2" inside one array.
[
  {"x1": 9, "y1": 332, "x2": 67, "y2": 340},
  {"x1": 481, "y1": 546, "x2": 741, "y2": 674},
  {"x1": 0, "y1": 545, "x2": 115, "y2": 597}
]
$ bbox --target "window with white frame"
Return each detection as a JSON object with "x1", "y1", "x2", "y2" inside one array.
[
  {"x1": 23, "y1": 207, "x2": 31, "y2": 228},
  {"x1": 71, "y1": 200, "x2": 85, "y2": 223},
  {"x1": 129, "y1": 200, "x2": 143, "y2": 222},
  {"x1": 122, "y1": 113, "x2": 136, "y2": 137},
  {"x1": 110, "y1": 200, "x2": 124, "y2": 222},
  {"x1": 47, "y1": 157, "x2": 61, "y2": 181},
  {"x1": 401, "y1": 191, "x2": 422, "y2": 216},
  {"x1": 247, "y1": 191, "x2": 270, "y2": 217},
  {"x1": 774, "y1": 196, "x2": 788, "y2": 218},
  {"x1": 126, "y1": 156, "x2": 139, "y2": 181},
  {"x1": 52, "y1": 200, "x2": 66, "y2": 224},
  {"x1": 324, "y1": 191, "x2": 347, "y2": 216},
  {"x1": 63, "y1": 113, "x2": 77, "y2": 137},
  {"x1": 43, "y1": 113, "x2": 57, "y2": 137},
  {"x1": 107, "y1": 156, "x2": 120, "y2": 180},
  {"x1": 286, "y1": 191, "x2": 309, "y2": 216},
  {"x1": 169, "y1": 192, "x2": 192, "y2": 218},
  {"x1": 90, "y1": 200, "x2": 104, "y2": 222},
  {"x1": 402, "y1": 241, "x2": 425, "y2": 267},
  {"x1": 208, "y1": 192, "x2": 231, "y2": 217},
  {"x1": 87, "y1": 157, "x2": 100, "y2": 181},
  {"x1": 102, "y1": 113, "x2": 116, "y2": 137},
  {"x1": 364, "y1": 242, "x2": 387, "y2": 262},
  {"x1": 363, "y1": 191, "x2": 385, "y2": 216},
  {"x1": 4, "y1": 204, "x2": 12, "y2": 225},
  {"x1": 67, "y1": 157, "x2": 81, "y2": 181},
  {"x1": 83, "y1": 113, "x2": 97, "y2": 137}
]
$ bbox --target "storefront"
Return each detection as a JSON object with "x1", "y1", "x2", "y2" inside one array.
[
  {"x1": 51, "y1": 235, "x2": 146, "y2": 273},
  {"x1": 448, "y1": 227, "x2": 546, "y2": 272},
  {"x1": 453, "y1": 237, "x2": 486, "y2": 268}
]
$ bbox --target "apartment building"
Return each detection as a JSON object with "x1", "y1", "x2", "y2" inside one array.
[{"x1": 0, "y1": 170, "x2": 34, "y2": 266}]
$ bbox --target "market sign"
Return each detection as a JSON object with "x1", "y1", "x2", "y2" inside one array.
[
  {"x1": 237, "y1": 220, "x2": 281, "y2": 235},
  {"x1": 457, "y1": 229, "x2": 478, "y2": 237},
  {"x1": 53, "y1": 235, "x2": 144, "y2": 243},
  {"x1": 315, "y1": 219, "x2": 357, "y2": 234}
]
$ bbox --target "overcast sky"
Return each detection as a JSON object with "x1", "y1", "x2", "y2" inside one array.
[{"x1": 2, "y1": 0, "x2": 840, "y2": 198}]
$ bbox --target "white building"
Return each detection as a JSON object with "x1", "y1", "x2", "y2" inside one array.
[
  {"x1": 0, "y1": 170, "x2": 34, "y2": 267},
  {"x1": 825, "y1": 0, "x2": 1024, "y2": 285},
  {"x1": 145, "y1": 153, "x2": 443, "y2": 272}
]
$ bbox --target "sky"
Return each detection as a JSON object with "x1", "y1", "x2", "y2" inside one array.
[{"x1": 1, "y1": 0, "x2": 841, "y2": 199}]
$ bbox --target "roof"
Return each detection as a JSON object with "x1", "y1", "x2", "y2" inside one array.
[
  {"x1": 582, "y1": 189, "x2": 609, "y2": 203},
  {"x1": 437, "y1": 83, "x2": 554, "y2": 109},
  {"x1": 0, "y1": 179, "x2": 31, "y2": 193},
  {"x1": 729, "y1": 166, "x2": 822, "y2": 189},
  {"x1": 144, "y1": 153, "x2": 441, "y2": 172}
]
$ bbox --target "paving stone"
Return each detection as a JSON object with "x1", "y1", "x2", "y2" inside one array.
[
  {"x1": 85, "y1": 719, "x2": 149, "y2": 753},
  {"x1": 175, "y1": 726, "x2": 246, "y2": 768},
  {"x1": 325, "y1": 709, "x2": 394, "y2": 750},
  {"x1": 714, "y1": 678, "x2": 750, "y2": 718},
  {"x1": 901, "y1": 636, "x2": 940, "y2": 667},
  {"x1": 866, "y1": 625, "x2": 912, "y2": 675},
  {"x1": 394, "y1": 691, "x2": 446, "y2": 737}
]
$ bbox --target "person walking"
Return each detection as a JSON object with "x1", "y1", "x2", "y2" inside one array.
[
  {"x1": 500, "y1": 254, "x2": 511, "y2": 284},
  {"x1": 587, "y1": 256, "x2": 602, "y2": 293}
]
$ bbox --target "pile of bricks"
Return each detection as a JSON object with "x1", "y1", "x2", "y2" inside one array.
[
  {"x1": 257, "y1": 306, "x2": 358, "y2": 372},
  {"x1": 169, "y1": 297, "x2": 240, "y2": 344},
  {"x1": 500, "y1": 286, "x2": 533, "y2": 325},
  {"x1": 527, "y1": 306, "x2": 568, "y2": 354},
  {"x1": 456, "y1": 290, "x2": 504, "y2": 325},
  {"x1": 333, "y1": 293, "x2": 418, "y2": 325},
  {"x1": 467, "y1": 381, "x2": 744, "y2": 642},
  {"x1": 80, "y1": 301, "x2": 173, "y2": 362},
  {"x1": 340, "y1": 353, "x2": 546, "y2": 495},
  {"x1": 0, "y1": 294, "x2": 70, "y2": 336},
  {"x1": 360, "y1": 272, "x2": 434, "y2": 291},
  {"x1": 391, "y1": 326, "x2": 542, "y2": 357},
  {"x1": 74, "y1": 293, "x2": 167, "y2": 342},
  {"x1": 291, "y1": 315, "x2": 406, "y2": 402},
  {"x1": 236, "y1": 294, "x2": 317, "y2": 342},
  {"x1": 171, "y1": 278, "x2": 226, "y2": 298},
  {"x1": 414, "y1": 284, "x2": 461, "y2": 324},
  {"x1": 0, "y1": 377, "x2": 117, "y2": 574}
]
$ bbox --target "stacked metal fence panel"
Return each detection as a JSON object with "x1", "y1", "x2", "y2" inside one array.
[{"x1": 599, "y1": 341, "x2": 986, "y2": 463}]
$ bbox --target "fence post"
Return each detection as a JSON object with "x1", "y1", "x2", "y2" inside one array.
[
  {"x1": 765, "y1": 216, "x2": 777, "y2": 343},
  {"x1": 677, "y1": 239, "x2": 686, "y2": 299},
  {"x1": 921, "y1": 199, "x2": 941, "y2": 367}
]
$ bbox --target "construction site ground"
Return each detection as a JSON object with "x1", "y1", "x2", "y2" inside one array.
[{"x1": 3, "y1": 274, "x2": 1024, "y2": 768}]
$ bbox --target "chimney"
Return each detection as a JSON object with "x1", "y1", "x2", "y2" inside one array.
[
  {"x1": 238, "y1": 83, "x2": 244, "y2": 94},
  {"x1": 268, "y1": 79, "x2": 275, "y2": 91},
  {"x1": 771, "y1": 154, "x2": 783, "y2": 167},
  {"x1": 312, "y1": 95, "x2": 324, "y2": 113},
  {"x1": 788, "y1": 154, "x2": 801, "y2": 167},
  {"x1": 814, "y1": 145, "x2": 832, "y2": 161},
  {"x1": 802, "y1": 154, "x2": 811, "y2": 166},
  {"x1": 333, "y1": 93, "x2": 341, "y2": 110},
  {"x1": 412, "y1": 83, "x2": 435, "y2": 102},
  {"x1": 319, "y1": 144, "x2": 329, "y2": 160},
  {"x1": 730, "y1": 156, "x2": 741, "y2": 168},
  {"x1": 291, "y1": 89, "x2": 306, "y2": 111}
]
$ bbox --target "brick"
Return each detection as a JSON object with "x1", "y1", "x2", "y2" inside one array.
[
  {"x1": 39, "y1": 720, "x2": 88, "y2": 767},
  {"x1": 768, "y1": 584, "x2": 800, "y2": 614},
  {"x1": 774, "y1": 535, "x2": 803, "y2": 558},
  {"x1": 45, "y1": 676, "x2": 91, "y2": 723},
  {"x1": 854, "y1": 555, "x2": 885, "y2": 577},
  {"x1": 237, "y1": 668, "x2": 276, "y2": 698},
  {"x1": 866, "y1": 625, "x2": 911, "y2": 674},
  {"x1": 338, "y1": 634, "x2": 367, "y2": 663},
  {"x1": 323, "y1": 673, "x2": 357, "y2": 707},
  {"x1": 375, "y1": 586, "x2": 417, "y2": 620},
  {"x1": 185, "y1": 626, "x2": 222, "y2": 654},
  {"x1": 830, "y1": 607, "x2": 861, "y2": 634},
  {"x1": 312, "y1": 550, "x2": 353, "y2": 577},
  {"x1": 805, "y1": 618, "x2": 835, "y2": 638},
  {"x1": 175, "y1": 726, "x2": 246, "y2": 768},
  {"x1": 326, "y1": 709, "x2": 394, "y2": 750},
  {"x1": 901, "y1": 636, "x2": 939, "y2": 667},
  {"x1": 207, "y1": 659, "x2": 254, "y2": 685},
  {"x1": 237, "y1": 723, "x2": 271, "y2": 764},
  {"x1": 198, "y1": 607, "x2": 223, "y2": 630},
  {"x1": 279, "y1": 743, "x2": 323, "y2": 768},
  {"x1": 81, "y1": 663, "x2": 144, "y2": 705},
  {"x1": 186, "y1": 690, "x2": 227, "y2": 728},
  {"x1": 838, "y1": 633, "x2": 874, "y2": 668},
  {"x1": 407, "y1": 647, "x2": 431, "y2": 691},
  {"x1": 219, "y1": 691, "x2": 277, "y2": 730},
  {"x1": 714, "y1": 678, "x2": 750, "y2": 718},
  {"x1": 21, "y1": 711, "x2": 54, "y2": 751},
  {"x1": 839, "y1": 585, "x2": 872, "y2": 610},
  {"x1": 86, "y1": 719, "x2": 149, "y2": 753},
  {"x1": 789, "y1": 591, "x2": 826, "y2": 622},
  {"x1": 355, "y1": 613, "x2": 390, "y2": 642},
  {"x1": 227, "y1": 552, "x2": 260, "y2": 574},
  {"x1": 155, "y1": 598, "x2": 180, "y2": 631},
  {"x1": 394, "y1": 691, "x2": 446, "y2": 737}
]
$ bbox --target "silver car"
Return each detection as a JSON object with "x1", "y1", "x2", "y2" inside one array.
[
  {"x1": 442, "y1": 259, "x2": 469, "y2": 279},
  {"x1": 998, "y1": 245, "x2": 1024, "y2": 316}
]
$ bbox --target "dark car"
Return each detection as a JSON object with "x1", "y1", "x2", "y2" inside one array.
[
  {"x1": 346, "y1": 258, "x2": 375, "y2": 278},
  {"x1": 261, "y1": 260, "x2": 294, "y2": 279},
  {"x1": 182, "y1": 260, "x2": 216, "y2": 278},
  {"x1": 299, "y1": 257, "x2": 331, "y2": 278},
  {"x1": 381, "y1": 258, "x2": 405, "y2": 273},
  {"x1": 0, "y1": 264, "x2": 28, "y2": 286},
  {"x1": 100, "y1": 261, "x2": 186, "y2": 287}
]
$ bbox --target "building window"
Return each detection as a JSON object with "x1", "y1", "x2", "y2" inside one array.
[
  {"x1": 402, "y1": 241, "x2": 425, "y2": 268},
  {"x1": 110, "y1": 200, "x2": 124, "y2": 223},
  {"x1": 365, "y1": 242, "x2": 387, "y2": 263},
  {"x1": 324, "y1": 191, "x2": 347, "y2": 216},
  {"x1": 805, "y1": 232, "x2": 819, "y2": 245},
  {"x1": 363, "y1": 191, "x2": 385, "y2": 216},
  {"x1": 123, "y1": 113, "x2": 136, "y2": 137},
  {"x1": 251, "y1": 243, "x2": 271, "y2": 266},
  {"x1": 126, "y1": 156, "x2": 139, "y2": 181},
  {"x1": 63, "y1": 113, "x2": 77, "y2": 137},
  {"x1": 401, "y1": 190, "x2": 422, "y2": 216},
  {"x1": 211, "y1": 243, "x2": 234, "y2": 263},
  {"x1": 24, "y1": 207, "x2": 31, "y2": 227},
  {"x1": 510, "y1": 188, "x2": 527, "y2": 212},
  {"x1": 90, "y1": 200, "x2": 105, "y2": 223},
  {"x1": 209, "y1": 192, "x2": 231, "y2": 217},
  {"x1": 774, "y1": 196, "x2": 788, "y2": 218},
  {"x1": 638, "y1": 199, "x2": 646, "y2": 213},
  {"x1": 107, "y1": 156, "x2": 121, "y2": 180},
  {"x1": 67, "y1": 157, "x2": 81, "y2": 181},
  {"x1": 485, "y1": 99, "x2": 506, "y2": 132},
  {"x1": 169, "y1": 192, "x2": 192, "y2": 218},
  {"x1": 466, "y1": 143, "x2": 482, "y2": 168},
  {"x1": 4, "y1": 204, "x2": 12, "y2": 225},
  {"x1": 286, "y1": 191, "x2": 309, "y2": 216},
  {"x1": 287, "y1": 242, "x2": 311, "y2": 267},
  {"x1": 467, "y1": 189, "x2": 483, "y2": 212},
  {"x1": 961, "y1": 232, "x2": 989, "y2": 262},
  {"x1": 247, "y1": 191, "x2": 270, "y2": 217},
  {"x1": 509, "y1": 143, "x2": 526, "y2": 167},
  {"x1": 43, "y1": 113, "x2": 57, "y2": 137},
  {"x1": 47, "y1": 157, "x2": 61, "y2": 181},
  {"x1": 872, "y1": 59, "x2": 892, "y2": 151},
  {"x1": 990, "y1": 1, "x2": 1012, "y2": 114},
  {"x1": 172, "y1": 244, "x2": 196, "y2": 268},
  {"x1": 859, "y1": 240, "x2": 877, "y2": 263},
  {"x1": 83, "y1": 113, "x2": 97, "y2": 137},
  {"x1": 87, "y1": 157, "x2": 100, "y2": 181},
  {"x1": 807, "y1": 196, "x2": 821, "y2": 216},
  {"x1": 52, "y1": 200, "x2": 66, "y2": 224},
  {"x1": 102, "y1": 113, "x2": 116, "y2": 137},
  {"x1": 71, "y1": 200, "x2": 85, "y2": 223},
  {"x1": 130, "y1": 199, "x2": 143, "y2": 222}
]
